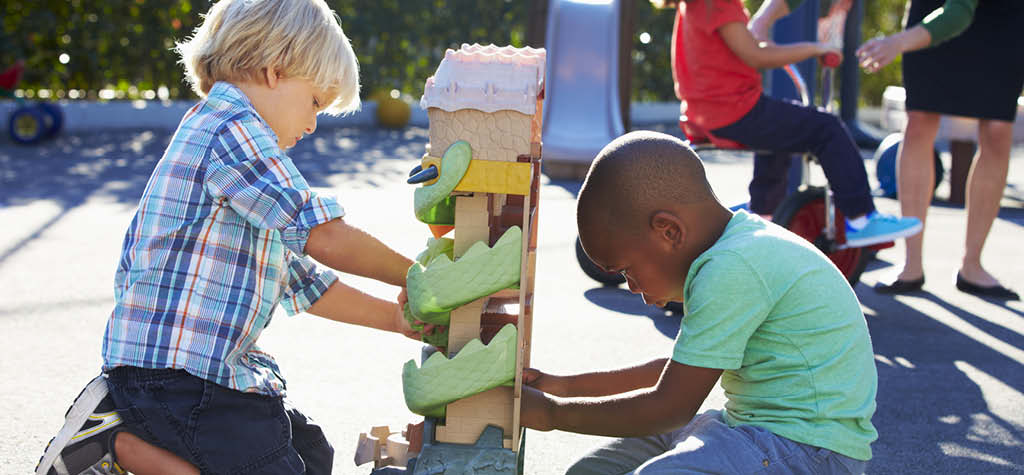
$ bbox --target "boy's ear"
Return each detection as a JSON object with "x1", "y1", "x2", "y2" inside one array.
[
  {"x1": 264, "y1": 67, "x2": 280, "y2": 88},
  {"x1": 649, "y1": 211, "x2": 686, "y2": 250}
]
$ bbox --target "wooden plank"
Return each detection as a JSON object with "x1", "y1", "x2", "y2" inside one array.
[
  {"x1": 447, "y1": 298, "x2": 484, "y2": 355},
  {"x1": 512, "y1": 164, "x2": 535, "y2": 452},
  {"x1": 435, "y1": 386, "x2": 515, "y2": 446},
  {"x1": 454, "y1": 194, "x2": 489, "y2": 257}
]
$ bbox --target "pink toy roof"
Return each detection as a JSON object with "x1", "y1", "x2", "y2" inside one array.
[{"x1": 420, "y1": 43, "x2": 546, "y2": 115}]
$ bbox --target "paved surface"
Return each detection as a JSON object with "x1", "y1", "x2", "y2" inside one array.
[{"x1": 1, "y1": 124, "x2": 1022, "y2": 474}]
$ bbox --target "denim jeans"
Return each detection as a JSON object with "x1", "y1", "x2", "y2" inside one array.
[
  {"x1": 566, "y1": 410, "x2": 867, "y2": 475},
  {"x1": 712, "y1": 95, "x2": 875, "y2": 219},
  {"x1": 106, "y1": 367, "x2": 333, "y2": 474}
]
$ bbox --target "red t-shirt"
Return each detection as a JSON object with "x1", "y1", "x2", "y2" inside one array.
[{"x1": 672, "y1": 0, "x2": 763, "y2": 130}]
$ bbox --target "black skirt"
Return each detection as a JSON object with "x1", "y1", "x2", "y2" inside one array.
[{"x1": 902, "y1": 0, "x2": 1024, "y2": 121}]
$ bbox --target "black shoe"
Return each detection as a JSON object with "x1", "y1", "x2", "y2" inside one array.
[
  {"x1": 956, "y1": 274, "x2": 1020, "y2": 301},
  {"x1": 36, "y1": 375, "x2": 126, "y2": 475},
  {"x1": 875, "y1": 277, "x2": 925, "y2": 294}
]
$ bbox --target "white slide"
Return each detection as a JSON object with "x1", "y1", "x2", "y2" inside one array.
[{"x1": 542, "y1": 0, "x2": 626, "y2": 170}]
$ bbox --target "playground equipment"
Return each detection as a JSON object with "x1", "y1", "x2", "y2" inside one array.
[
  {"x1": 1, "y1": 61, "x2": 63, "y2": 144},
  {"x1": 872, "y1": 132, "x2": 943, "y2": 198},
  {"x1": 576, "y1": 0, "x2": 890, "y2": 291},
  {"x1": 540, "y1": 0, "x2": 626, "y2": 179},
  {"x1": 355, "y1": 44, "x2": 544, "y2": 474}
]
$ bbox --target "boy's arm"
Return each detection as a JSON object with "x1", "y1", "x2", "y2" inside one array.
[
  {"x1": 718, "y1": 21, "x2": 832, "y2": 70},
  {"x1": 523, "y1": 360, "x2": 722, "y2": 437},
  {"x1": 525, "y1": 358, "x2": 668, "y2": 397},
  {"x1": 305, "y1": 218, "x2": 413, "y2": 287},
  {"x1": 306, "y1": 280, "x2": 416, "y2": 337}
]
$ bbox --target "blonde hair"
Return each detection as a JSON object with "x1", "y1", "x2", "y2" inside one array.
[{"x1": 176, "y1": 0, "x2": 360, "y2": 115}]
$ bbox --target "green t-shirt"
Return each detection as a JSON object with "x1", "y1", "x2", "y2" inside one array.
[{"x1": 673, "y1": 210, "x2": 878, "y2": 460}]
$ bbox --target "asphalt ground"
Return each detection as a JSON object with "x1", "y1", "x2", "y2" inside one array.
[{"x1": 1, "y1": 124, "x2": 1022, "y2": 474}]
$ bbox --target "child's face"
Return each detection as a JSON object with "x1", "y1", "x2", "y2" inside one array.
[
  {"x1": 583, "y1": 231, "x2": 686, "y2": 308},
  {"x1": 257, "y1": 74, "x2": 331, "y2": 149}
]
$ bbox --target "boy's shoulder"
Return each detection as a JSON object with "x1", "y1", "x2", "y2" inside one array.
[
  {"x1": 175, "y1": 82, "x2": 278, "y2": 159},
  {"x1": 692, "y1": 211, "x2": 836, "y2": 285}
]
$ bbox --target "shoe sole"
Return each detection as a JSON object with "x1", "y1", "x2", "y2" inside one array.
[
  {"x1": 35, "y1": 375, "x2": 111, "y2": 475},
  {"x1": 842, "y1": 221, "x2": 923, "y2": 249}
]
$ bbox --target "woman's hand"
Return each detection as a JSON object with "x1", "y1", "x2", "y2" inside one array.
[{"x1": 856, "y1": 35, "x2": 905, "y2": 73}]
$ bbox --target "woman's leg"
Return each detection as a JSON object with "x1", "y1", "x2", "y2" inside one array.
[
  {"x1": 895, "y1": 110, "x2": 942, "y2": 281},
  {"x1": 959, "y1": 119, "x2": 1014, "y2": 286}
]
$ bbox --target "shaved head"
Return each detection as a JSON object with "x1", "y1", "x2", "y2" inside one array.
[{"x1": 577, "y1": 131, "x2": 717, "y2": 241}]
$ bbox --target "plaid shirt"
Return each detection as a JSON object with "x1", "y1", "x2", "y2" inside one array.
[{"x1": 102, "y1": 82, "x2": 343, "y2": 395}]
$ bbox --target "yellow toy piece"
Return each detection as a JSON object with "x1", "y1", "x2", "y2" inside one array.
[{"x1": 454, "y1": 160, "x2": 532, "y2": 196}]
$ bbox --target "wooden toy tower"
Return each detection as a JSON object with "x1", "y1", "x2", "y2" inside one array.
[{"x1": 420, "y1": 43, "x2": 544, "y2": 453}]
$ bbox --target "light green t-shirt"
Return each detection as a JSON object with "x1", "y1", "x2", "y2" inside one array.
[{"x1": 673, "y1": 210, "x2": 878, "y2": 461}]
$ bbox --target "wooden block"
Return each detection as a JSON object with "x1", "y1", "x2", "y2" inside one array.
[
  {"x1": 354, "y1": 432, "x2": 380, "y2": 466},
  {"x1": 454, "y1": 194, "x2": 490, "y2": 257},
  {"x1": 386, "y1": 433, "x2": 411, "y2": 467},
  {"x1": 436, "y1": 386, "x2": 515, "y2": 446},
  {"x1": 447, "y1": 299, "x2": 484, "y2": 355}
]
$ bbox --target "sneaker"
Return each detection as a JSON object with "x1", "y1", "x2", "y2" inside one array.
[
  {"x1": 36, "y1": 375, "x2": 125, "y2": 475},
  {"x1": 845, "y1": 212, "x2": 922, "y2": 248}
]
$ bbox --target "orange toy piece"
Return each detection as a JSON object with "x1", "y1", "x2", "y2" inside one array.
[{"x1": 428, "y1": 224, "x2": 455, "y2": 238}]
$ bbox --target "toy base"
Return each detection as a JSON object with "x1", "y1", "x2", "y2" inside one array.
[{"x1": 402, "y1": 418, "x2": 523, "y2": 475}]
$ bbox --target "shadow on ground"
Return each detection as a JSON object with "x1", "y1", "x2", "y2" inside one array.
[
  {"x1": 857, "y1": 282, "x2": 1024, "y2": 474},
  {"x1": 0, "y1": 126, "x2": 429, "y2": 209},
  {"x1": 583, "y1": 286, "x2": 682, "y2": 339}
]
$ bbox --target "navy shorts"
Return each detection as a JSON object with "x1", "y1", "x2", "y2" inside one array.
[{"x1": 106, "y1": 367, "x2": 333, "y2": 474}]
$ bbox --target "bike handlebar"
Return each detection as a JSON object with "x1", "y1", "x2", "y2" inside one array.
[{"x1": 821, "y1": 52, "x2": 842, "y2": 68}]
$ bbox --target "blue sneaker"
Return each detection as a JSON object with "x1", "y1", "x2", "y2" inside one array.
[{"x1": 845, "y1": 212, "x2": 922, "y2": 248}]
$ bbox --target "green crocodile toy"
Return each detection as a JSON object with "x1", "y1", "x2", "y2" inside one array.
[
  {"x1": 406, "y1": 226, "x2": 522, "y2": 325},
  {"x1": 414, "y1": 140, "x2": 472, "y2": 224},
  {"x1": 402, "y1": 323, "x2": 517, "y2": 418}
]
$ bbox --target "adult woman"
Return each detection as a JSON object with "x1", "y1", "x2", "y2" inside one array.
[{"x1": 858, "y1": 0, "x2": 1023, "y2": 299}]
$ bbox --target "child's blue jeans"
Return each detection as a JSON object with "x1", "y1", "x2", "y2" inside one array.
[
  {"x1": 712, "y1": 95, "x2": 875, "y2": 219},
  {"x1": 106, "y1": 366, "x2": 334, "y2": 474},
  {"x1": 566, "y1": 410, "x2": 867, "y2": 475}
]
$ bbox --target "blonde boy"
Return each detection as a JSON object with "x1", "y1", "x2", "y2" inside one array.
[{"x1": 36, "y1": 1, "x2": 427, "y2": 474}]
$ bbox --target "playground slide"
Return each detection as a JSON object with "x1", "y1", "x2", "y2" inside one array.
[{"x1": 541, "y1": 0, "x2": 626, "y2": 165}]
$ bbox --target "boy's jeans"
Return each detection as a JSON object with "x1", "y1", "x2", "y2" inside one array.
[
  {"x1": 106, "y1": 366, "x2": 334, "y2": 474},
  {"x1": 712, "y1": 95, "x2": 875, "y2": 219},
  {"x1": 566, "y1": 410, "x2": 867, "y2": 475}
]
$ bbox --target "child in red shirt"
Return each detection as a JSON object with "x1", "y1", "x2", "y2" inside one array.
[{"x1": 670, "y1": 0, "x2": 920, "y2": 247}]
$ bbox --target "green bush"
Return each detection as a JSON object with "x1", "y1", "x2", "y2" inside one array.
[{"x1": 0, "y1": 0, "x2": 904, "y2": 105}]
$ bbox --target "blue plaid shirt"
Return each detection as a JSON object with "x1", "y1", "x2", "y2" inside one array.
[{"x1": 102, "y1": 82, "x2": 344, "y2": 395}]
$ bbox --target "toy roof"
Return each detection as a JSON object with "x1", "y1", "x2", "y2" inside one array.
[{"x1": 420, "y1": 43, "x2": 546, "y2": 115}]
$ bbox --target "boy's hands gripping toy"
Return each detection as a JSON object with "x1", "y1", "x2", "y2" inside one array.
[{"x1": 406, "y1": 225, "x2": 522, "y2": 326}]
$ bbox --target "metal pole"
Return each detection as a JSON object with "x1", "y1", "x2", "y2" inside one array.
[{"x1": 840, "y1": 0, "x2": 883, "y2": 149}]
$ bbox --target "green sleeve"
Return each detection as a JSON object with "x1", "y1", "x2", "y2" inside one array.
[
  {"x1": 784, "y1": 0, "x2": 804, "y2": 12},
  {"x1": 919, "y1": 0, "x2": 978, "y2": 46}
]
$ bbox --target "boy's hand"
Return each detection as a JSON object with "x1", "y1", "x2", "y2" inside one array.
[
  {"x1": 392, "y1": 303, "x2": 419, "y2": 339},
  {"x1": 519, "y1": 385, "x2": 556, "y2": 432},
  {"x1": 523, "y1": 368, "x2": 569, "y2": 397}
]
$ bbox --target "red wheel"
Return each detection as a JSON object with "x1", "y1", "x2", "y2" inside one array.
[{"x1": 773, "y1": 187, "x2": 870, "y2": 286}]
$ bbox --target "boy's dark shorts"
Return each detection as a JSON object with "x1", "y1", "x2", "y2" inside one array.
[{"x1": 106, "y1": 366, "x2": 333, "y2": 474}]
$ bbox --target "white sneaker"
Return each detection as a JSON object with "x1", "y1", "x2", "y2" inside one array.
[{"x1": 36, "y1": 375, "x2": 125, "y2": 475}]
